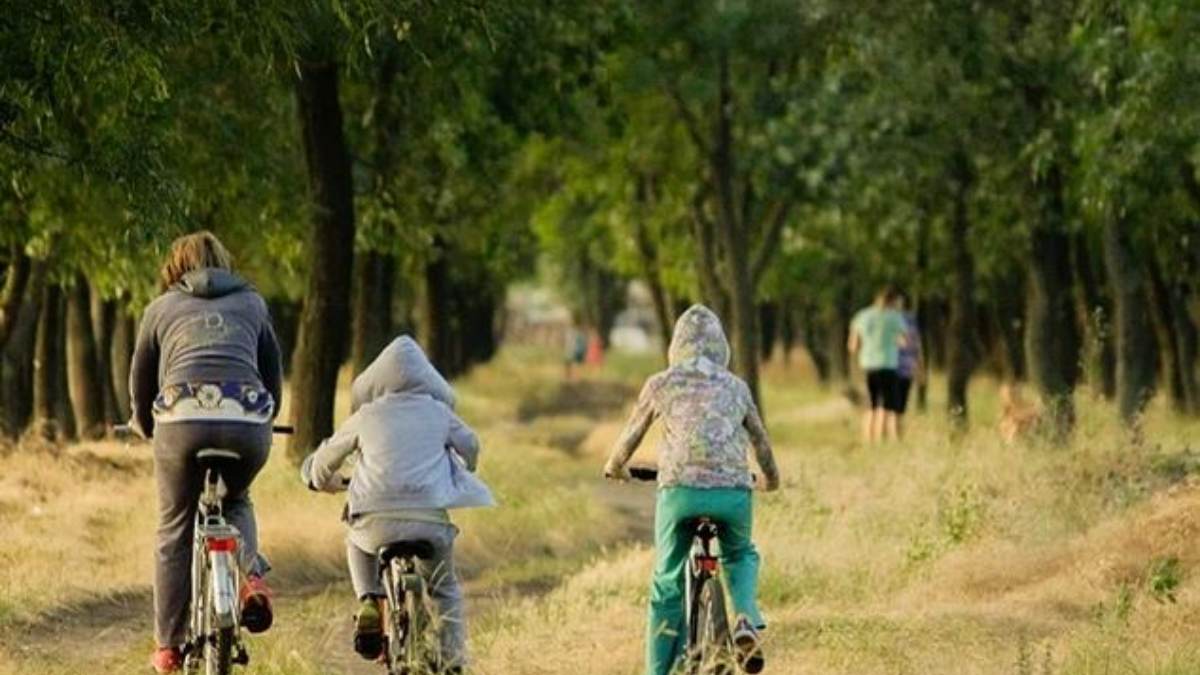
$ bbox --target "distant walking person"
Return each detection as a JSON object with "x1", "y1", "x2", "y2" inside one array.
[
  {"x1": 894, "y1": 290, "x2": 924, "y2": 437},
  {"x1": 130, "y1": 231, "x2": 283, "y2": 673},
  {"x1": 847, "y1": 285, "x2": 907, "y2": 443}
]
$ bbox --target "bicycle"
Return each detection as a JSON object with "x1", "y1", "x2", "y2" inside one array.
[
  {"x1": 117, "y1": 423, "x2": 293, "y2": 675},
  {"x1": 311, "y1": 473, "x2": 449, "y2": 675},
  {"x1": 376, "y1": 540, "x2": 447, "y2": 675},
  {"x1": 618, "y1": 466, "x2": 752, "y2": 675}
]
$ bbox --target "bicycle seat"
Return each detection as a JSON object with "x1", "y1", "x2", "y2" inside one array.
[
  {"x1": 688, "y1": 517, "x2": 720, "y2": 540},
  {"x1": 195, "y1": 449, "x2": 241, "y2": 472},
  {"x1": 377, "y1": 540, "x2": 435, "y2": 564}
]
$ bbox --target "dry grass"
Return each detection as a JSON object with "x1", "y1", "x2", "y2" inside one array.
[{"x1": 2, "y1": 348, "x2": 1200, "y2": 675}]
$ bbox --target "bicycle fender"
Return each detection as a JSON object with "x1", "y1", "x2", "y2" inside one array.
[{"x1": 209, "y1": 551, "x2": 239, "y2": 629}]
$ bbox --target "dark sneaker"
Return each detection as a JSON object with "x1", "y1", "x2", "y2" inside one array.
[
  {"x1": 733, "y1": 616, "x2": 764, "y2": 674},
  {"x1": 150, "y1": 646, "x2": 182, "y2": 673},
  {"x1": 353, "y1": 598, "x2": 384, "y2": 660},
  {"x1": 240, "y1": 575, "x2": 274, "y2": 633}
]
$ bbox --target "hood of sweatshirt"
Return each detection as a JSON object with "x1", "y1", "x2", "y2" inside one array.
[
  {"x1": 350, "y1": 335, "x2": 455, "y2": 412},
  {"x1": 175, "y1": 268, "x2": 250, "y2": 299},
  {"x1": 667, "y1": 304, "x2": 731, "y2": 368}
]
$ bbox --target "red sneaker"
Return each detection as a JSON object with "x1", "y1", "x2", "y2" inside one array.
[
  {"x1": 150, "y1": 647, "x2": 182, "y2": 673},
  {"x1": 240, "y1": 575, "x2": 274, "y2": 633}
]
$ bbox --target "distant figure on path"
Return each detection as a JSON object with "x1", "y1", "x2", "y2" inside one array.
[
  {"x1": 847, "y1": 285, "x2": 907, "y2": 443},
  {"x1": 894, "y1": 290, "x2": 924, "y2": 437},
  {"x1": 130, "y1": 231, "x2": 282, "y2": 673},
  {"x1": 563, "y1": 316, "x2": 587, "y2": 380}
]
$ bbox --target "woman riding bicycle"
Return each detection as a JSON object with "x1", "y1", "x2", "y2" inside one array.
[
  {"x1": 130, "y1": 231, "x2": 283, "y2": 674},
  {"x1": 605, "y1": 304, "x2": 781, "y2": 675}
]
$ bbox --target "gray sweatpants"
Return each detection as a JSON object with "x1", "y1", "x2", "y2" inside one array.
[
  {"x1": 153, "y1": 420, "x2": 271, "y2": 647},
  {"x1": 347, "y1": 517, "x2": 466, "y2": 667}
]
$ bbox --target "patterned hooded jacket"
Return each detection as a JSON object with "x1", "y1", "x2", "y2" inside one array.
[{"x1": 606, "y1": 305, "x2": 780, "y2": 490}]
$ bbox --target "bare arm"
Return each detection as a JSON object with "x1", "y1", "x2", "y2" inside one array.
[{"x1": 604, "y1": 378, "x2": 658, "y2": 476}]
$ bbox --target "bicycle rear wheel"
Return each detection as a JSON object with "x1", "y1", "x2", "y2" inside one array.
[
  {"x1": 205, "y1": 625, "x2": 234, "y2": 675},
  {"x1": 693, "y1": 579, "x2": 733, "y2": 675}
]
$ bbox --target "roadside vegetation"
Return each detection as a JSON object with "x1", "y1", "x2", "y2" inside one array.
[{"x1": 3, "y1": 348, "x2": 1199, "y2": 674}]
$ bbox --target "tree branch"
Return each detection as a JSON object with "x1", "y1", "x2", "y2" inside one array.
[
  {"x1": 663, "y1": 80, "x2": 709, "y2": 158},
  {"x1": 751, "y1": 200, "x2": 792, "y2": 286}
]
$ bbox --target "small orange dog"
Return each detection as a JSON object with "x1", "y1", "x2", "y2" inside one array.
[{"x1": 999, "y1": 383, "x2": 1042, "y2": 443}]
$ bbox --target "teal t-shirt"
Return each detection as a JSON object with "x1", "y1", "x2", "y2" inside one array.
[{"x1": 850, "y1": 305, "x2": 905, "y2": 370}]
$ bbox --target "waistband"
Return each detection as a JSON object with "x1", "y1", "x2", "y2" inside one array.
[{"x1": 154, "y1": 382, "x2": 274, "y2": 425}]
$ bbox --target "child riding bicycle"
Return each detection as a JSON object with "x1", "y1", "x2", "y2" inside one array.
[
  {"x1": 301, "y1": 336, "x2": 493, "y2": 670},
  {"x1": 604, "y1": 304, "x2": 781, "y2": 675}
]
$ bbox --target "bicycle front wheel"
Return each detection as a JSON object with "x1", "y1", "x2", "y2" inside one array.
[
  {"x1": 206, "y1": 625, "x2": 234, "y2": 675},
  {"x1": 694, "y1": 579, "x2": 733, "y2": 675}
]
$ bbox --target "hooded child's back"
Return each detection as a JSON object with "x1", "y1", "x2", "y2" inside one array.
[{"x1": 301, "y1": 336, "x2": 493, "y2": 514}]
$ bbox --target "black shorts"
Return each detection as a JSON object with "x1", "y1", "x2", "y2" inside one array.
[
  {"x1": 895, "y1": 376, "x2": 913, "y2": 414},
  {"x1": 866, "y1": 369, "x2": 900, "y2": 412}
]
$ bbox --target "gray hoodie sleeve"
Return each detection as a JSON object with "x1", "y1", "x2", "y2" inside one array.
[
  {"x1": 300, "y1": 417, "x2": 360, "y2": 492},
  {"x1": 447, "y1": 412, "x2": 480, "y2": 471},
  {"x1": 129, "y1": 302, "x2": 161, "y2": 438},
  {"x1": 256, "y1": 300, "x2": 283, "y2": 417}
]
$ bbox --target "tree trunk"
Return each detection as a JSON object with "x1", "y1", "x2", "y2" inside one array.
[
  {"x1": 1024, "y1": 201, "x2": 1080, "y2": 441},
  {"x1": 799, "y1": 304, "x2": 831, "y2": 383},
  {"x1": 710, "y1": 48, "x2": 760, "y2": 404},
  {"x1": 759, "y1": 303, "x2": 778, "y2": 363},
  {"x1": 1169, "y1": 282, "x2": 1199, "y2": 414},
  {"x1": 33, "y1": 283, "x2": 69, "y2": 440},
  {"x1": 915, "y1": 215, "x2": 932, "y2": 411},
  {"x1": 1102, "y1": 216, "x2": 1157, "y2": 424},
  {"x1": 351, "y1": 250, "x2": 396, "y2": 375},
  {"x1": 631, "y1": 191, "x2": 672, "y2": 361},
  {"x1": 111, "y1": 306, "x2": 134, "y2": 422},
  {"x1": 288, "y1": 61, "x2": 357, "y2": 462},
  {"x1": 993, "y1": 272, "x2": 1026, "y2": 381},
  {"x1": 779, "y1": 298, "x2": 796, "y2": 366},
  {"x1": 65, "y1": 275, "x2": 106, "y2": 439},
  {"x1": 90, "y1": 289, "x2": 120, "y2": 426},
  {"x1": 1, "y1": 262, "x2": 43, "y2": 436},
  {"x1": 824, "y1": 276, "x2": 853, "y2": 381},
  {"x1": 1146, "y1": 251, "x2": 1193, "y2": 414},
  {"x1": 1073, "y1": 231, "x2": 1116, "y2": 398},
  {"x1": 420, "y1": 236, "x2": 458, "y2": 377},
  {"x1": 945, "y1": 151, "x2": 976, "y2": 428},
  {"x1": 0, "y1": 243, "x2": 31, "y2": 349}
]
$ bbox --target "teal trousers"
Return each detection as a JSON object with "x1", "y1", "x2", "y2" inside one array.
[{"x1": 646, "y1": 486, "x2": 763, "y2": 675}]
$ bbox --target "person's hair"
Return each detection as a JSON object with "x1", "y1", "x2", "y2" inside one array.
[
  {"x1": 159, "y1": 230, "x2": 233, "y2": 290},
  {"x1": 875, "y1": 283, "x2": 899, "y2": 305}
]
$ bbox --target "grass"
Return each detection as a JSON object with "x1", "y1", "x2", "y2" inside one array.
[{"x1": 1, "y1": 346, "x2": 1200, "y2": 674}]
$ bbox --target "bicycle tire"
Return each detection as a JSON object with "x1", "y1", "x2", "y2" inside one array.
[
  {"x1": 206, "y1": 626, "x2": 234, "y2": 675},
  {"x1": 402, "y1": 574, "x2": 427, "y2": 673},
  {"x1": 694, "y1": 579, "x2": 734, "y2": 675}
]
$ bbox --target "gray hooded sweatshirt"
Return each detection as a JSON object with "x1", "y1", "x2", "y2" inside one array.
[
  {"x1": 300, "y1": 336, "x2": 494, "y2": 515},
  {"x1": 130, "y1": 268, "x2": 283, "y2": 437}
]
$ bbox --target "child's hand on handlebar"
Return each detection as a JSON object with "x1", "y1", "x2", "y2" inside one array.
[
  {"x1": 754, "y1": 473, "x2": 780, "y2": 492},
  {"x1": 603, "y1": 461, "x2": 631, "y2": 481}
]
